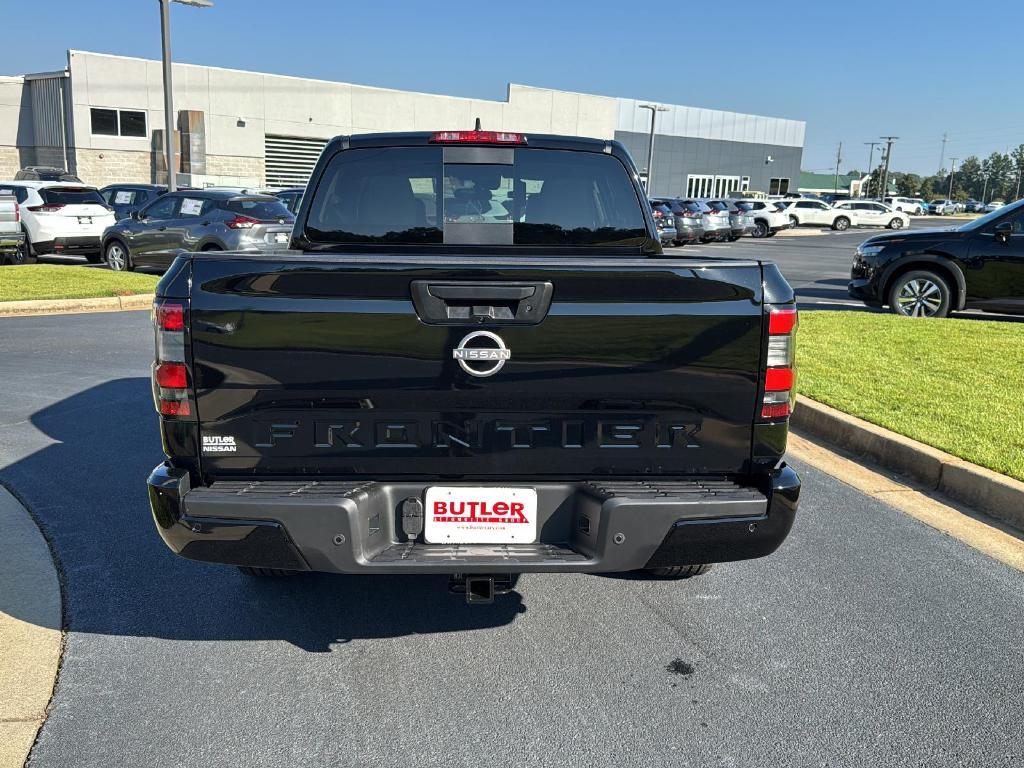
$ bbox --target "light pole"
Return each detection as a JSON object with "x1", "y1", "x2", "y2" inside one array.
[
  {"x1": 863, "y1": 142, "x2": 879, "y2": 197},
  {"x1": 947, "y1": 157, "x2": 958, "y2": 201},
  {"x1": 879, "y1": 136, "x2": 898, "y2": 202},
  {"x1": 638, "y1": 103, "x2": 668, "y2": 193},
  {"x1": 981, "y1": 173, "x2": 989, "y2": 205},
  {"x1": 160, "y1": 0, "x2": 213, "y2": 192}
]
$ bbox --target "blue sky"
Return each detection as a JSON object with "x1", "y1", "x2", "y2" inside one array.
[{"x1": 3, "y1": 0, "x2": 1019, "y2": 175}]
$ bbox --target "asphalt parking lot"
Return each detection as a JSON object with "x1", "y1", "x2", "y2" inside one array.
[{"x1": 1, "y1": 307, "x2": 1022, "y2": 767}]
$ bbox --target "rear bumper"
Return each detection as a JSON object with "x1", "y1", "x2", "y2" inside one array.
[
  {"x1": 34, "y1": 236, "x2": 102, "y2": 255},
  {"x1": 147, "y1": 465, "x2": 800, "y2": 574}
]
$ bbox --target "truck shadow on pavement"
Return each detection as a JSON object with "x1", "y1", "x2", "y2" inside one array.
[{"x1": 0, "y1": 378, "x2": 525, "y2": 652}]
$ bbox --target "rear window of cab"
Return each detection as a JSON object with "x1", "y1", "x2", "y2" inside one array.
[{"x1": 304, "y1": 146, "x2": 648, "y2": 247}]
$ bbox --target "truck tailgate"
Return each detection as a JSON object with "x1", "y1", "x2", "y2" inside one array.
[{"x1": 188, "y1": 255, "x2": 765, "y2": 478}]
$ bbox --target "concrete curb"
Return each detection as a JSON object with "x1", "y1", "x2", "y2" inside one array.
[
  {"x1": 792, "y1": 396, "x2": 1024, "y2": 531},
  {"x1": 0, "y1": 487, "x2": 62, "y2": 768},
  {"x1": 0, "y1": 293, "x2": 154, "y2": 318}
]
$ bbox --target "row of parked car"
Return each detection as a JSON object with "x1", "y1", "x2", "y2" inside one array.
[
  {"x1": 0, "y1": 176, "x2": 305, "y2": 268},
  {"x1": 648, "y1": 195, "x2": 919, "y2": 247}
]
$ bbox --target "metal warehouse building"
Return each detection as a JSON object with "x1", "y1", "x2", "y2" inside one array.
[{"x1": 0, "y1": 50, "x2": 804, "y2": 197}]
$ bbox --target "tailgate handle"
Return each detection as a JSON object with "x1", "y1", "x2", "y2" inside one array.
[{"x1": 411, "y1": 280, "x2": 553, "y2": 325}]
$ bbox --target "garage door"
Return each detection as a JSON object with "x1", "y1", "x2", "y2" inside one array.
[{"x1": 264, "y1": 135, "x2": 329, "y2": 189}]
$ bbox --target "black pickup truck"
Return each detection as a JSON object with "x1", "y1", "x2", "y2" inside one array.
[{"x1": 147, "y1": 130, "x2": 801, "y2": 601}]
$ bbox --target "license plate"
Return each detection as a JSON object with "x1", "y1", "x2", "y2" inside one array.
[
  {"x1": 424, "y1": 486, "x2": 537, "y2": 544},
  {"x1": 78, "y1": 217, "x2": 92, "y2": 225},
  {"x1": 274, "y1": 233, "x2": 288, "y2": 243}
]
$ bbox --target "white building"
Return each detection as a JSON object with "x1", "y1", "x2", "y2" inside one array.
[{"x1": 1, "y1": 50, "x2": 804, "y2": 197}]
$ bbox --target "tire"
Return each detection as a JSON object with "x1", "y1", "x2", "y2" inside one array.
[
  {"x1": 237, "y1": 566, "x2": 298, "y2": 577},
  {"x1": 104, "y1": 240, "x2": 133, "y2": 271},
  {"x1": 644, "y1": 564, "x2": 714, "y2": 579},
  {"x1": 832, "y1": 216, "x2": 851, "y2": 231},
  {"x1": 22, "y1": 228, "x2": 38, "y2": 264},
  {"x1": 5, "y1": 244, "x2": 28, "y2": 266},
  {"x1": 751, "y1": 220, "x2": 769, "y2": 238},
  {"x1": 888, "y1": 217, "x2": 904, "y2": 230},
  {"x1": 887, "y1": 269, "x2": 952, "y2": 318},
  {"x1": 788, "y1": 214, "x2": 799, "y2": 228}
]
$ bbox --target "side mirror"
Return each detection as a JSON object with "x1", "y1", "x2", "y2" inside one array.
[{"x1": 994, "y1": 221, "x2": 1013, "y2": 242}]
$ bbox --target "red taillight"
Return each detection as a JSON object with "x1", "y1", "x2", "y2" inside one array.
[
  {"x1": 155, "y1": 362, "x2": 188, "y2": 389},
  {"x1": 761, "y1": 306, "x2": 798, "y2": 422},
  {"x1": 768, "y1": 308, "x2": 797, "y2": 335},
  {"x1": 152, "y1": 299, "x2": 194, "y2": 420},
  {"x1": 765, "y1": 367, "x2": 794, "y2": 391},
  {"x1": 429, "y1": 130, "x2": 527, "y2": 145},
  {"x1": 157, "y1": 303, "x2": 184, "y2": 331},
  {"x1": 226, "y1": 215, "x2": 258, "y2": 229},
  {"x1": 27, "y1": 204, "x2": 65, "y2": 213},
  {"x1": 760, "y1": 402, "x2": 790, "y2": 420},
  {"x1": 158, "y1": 400, "x2": 192, "y2": 417}
]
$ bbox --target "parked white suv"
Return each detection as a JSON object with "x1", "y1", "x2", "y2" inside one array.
[
  {"x1": 0, "y1": 181, "x2": 115, "y2": 262},
  {"x1": 733, "y1": 198, "x2": 791, "y2": 238},
  {"x1": 833, "y1": 200, "x2": 910, "y2": 229},
  {"x1": 777, "y1": 198, "x2": 856, "y2": 230},
  {"x1": 883, "y1": 196, "x2": 925, "y2": 215}
]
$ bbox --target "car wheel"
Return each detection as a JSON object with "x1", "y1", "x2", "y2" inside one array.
[
  {"x1": 7, "y1": 244, "x2": 28, "y2": 265},
  {"x1": 888, "y1": 217, "x2": 904, "y2": 229},
  {"x1": 105, "y1": 241, "x2": 133, "y2": 271},
  {"x1": 751, "y1": 221, "x2": 768, "y2": 238},
  {"x1": 22, "y1": 228, "x2": 38, "y2": 264},
  {"x1": 237, "y1": 566, "x2": 299, "y2": 577},
  {"x1": 789, "y1": 214, "x2": 799, "y2": 228},
  {"x1": 642, "y1": 564, "x2": 713, "y2": 579},
  {"x1": 888, "y1": 269, "x2": 952, "y2": 318},
  {"x1": 832, "y1": 216, "x2": 851, "y2": 231}
]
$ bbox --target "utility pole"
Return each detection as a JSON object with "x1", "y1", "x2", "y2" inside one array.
[
  {"x1": 1015, "y1": 164, "x2": 1022, "y2": 201},
  {"x1": 948, "y1": 158, "x2": 958, "y2": 200},
  {"x1": 938, "y1": 132, "x2": 948, "y2": 172},
  {"x1": 159, "y1": 0, "x2": 214, "y2": 193},
  {"x1": 832, "y1": 142, "x2": 843, "y2": 196},
  {"x1": 637, "y1": 103, "x2": 669, "y2": 194},
  {"x1": 981, "y1": 173, "x2": 989, "y2": 205},
  {"x1": 879, "y1": 136, "x2": 898, "y2": 201},
  {"x1": 863, "y1": 142, "x2": 879, "y2": 197}
]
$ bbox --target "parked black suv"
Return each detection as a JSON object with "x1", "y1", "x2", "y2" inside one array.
[
  {"x1": 849, "y1": 199, "x2": 1024, "y2": 316},
  {"x1": 14, "y1": 166, "x2": 82, "y2": 182}
]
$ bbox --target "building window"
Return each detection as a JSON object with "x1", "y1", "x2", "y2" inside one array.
[
  {"x1": 741, "y1": 176, "x2": 750, "y2": 192},
  {"x1": 769, "y1": 177, "x2": 790, "y2": 195},
  {"x1": 91, "y1": 108, "x2": 147, "y2": 138}
]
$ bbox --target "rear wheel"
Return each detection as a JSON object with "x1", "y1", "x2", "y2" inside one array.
[
  {"x1": 643, "y1": 564, "x2": 714, "y2": 579},
  {"x1": 237, "y1": 566, "x2": 299, "y2": 577},
  {"x1": 789, "y1": 214, "x2": 799, "y2": 228},
  {"x1": 751, "y1": 220, "x2": 769, "y2": 238},
  {"x1": 888, "y1": 217, "x2": 904, "y2": 229},
  {"x1": 832, "y1": 216, "x2": 851, "y2": 231},
  {"x1": 105, "y1": 241, "x2": 132, "y2": 271},
  {"x1": 887, "y1": 269, "x2": 952, "y2": 318},
  {"x1": 22, "y1": 228, "x2": 38, "y2": 264}
]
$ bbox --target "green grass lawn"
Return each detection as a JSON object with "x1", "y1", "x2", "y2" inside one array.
[
  {"x1": 0, "y1": 264, "x2": 159, "y2": 302},
  {"x1": 798, "y1": 311, "x2": 1024, "y2": 482}
]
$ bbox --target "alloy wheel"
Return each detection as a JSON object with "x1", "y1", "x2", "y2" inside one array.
[
  {"x1": 896, "y1": 278, "x2": 942, "y2": 317},
  {"x1": 889, "y1": 218, "x2": 904, "y2": 229},
  {"x1": 106, "y1": 243, "x2": 127, "y2": 271}
]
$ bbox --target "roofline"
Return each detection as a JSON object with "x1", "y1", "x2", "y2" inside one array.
[{"x1": 60, "y1": 50, "x2": 804, "y2": 126}]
